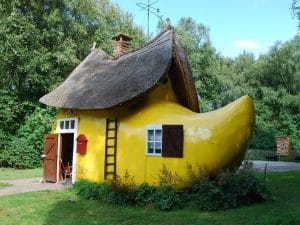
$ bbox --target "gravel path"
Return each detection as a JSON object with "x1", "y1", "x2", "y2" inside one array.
[
  {"x1": 249, "y1": 160, "x2": 300, "y2": 172},
  {"x1": 0, "y1": 177, "x2": 68, "y2": 197}
]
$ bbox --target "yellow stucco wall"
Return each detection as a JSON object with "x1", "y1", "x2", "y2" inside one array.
[{"x1": 53, "y1": 79, "x2": 255, "y2": 185}]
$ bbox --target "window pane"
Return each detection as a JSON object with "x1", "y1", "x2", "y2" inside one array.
[
  {"x1": 70, "y1": 120, "x2": 75, "y2": 129},
  {"x1": 60, "y1": 121, "x2": 64, "y2": 129},
  {"x1": 147, "y1": 142, "x2": 154, "y2": 154},
  {"x1": 148, "y1": 130, "x2": 154, "y2": 141},
  {"x1": 155, "y1": 142, "x2": 162, "y2": 154},
  {"x1": 65, "y1": 121, "x2": 70, "y2": 129},
  {"x1": 155, "y1": 129, "x2": 162, "y2": 141}
]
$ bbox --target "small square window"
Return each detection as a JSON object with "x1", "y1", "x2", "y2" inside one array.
[{"x1": 146, "y1": 125, "x2": 162, "y2": 156}]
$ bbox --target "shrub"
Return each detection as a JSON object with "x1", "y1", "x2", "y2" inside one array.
[
  {"x1": 183, "y1": 164, "x2": 267, "y2": 210},
  {"x1": 153, "y1": 186, "x2": 182, "y2": 210},
  {"x1": 0, "y1": 129, "x2": 10, "y2": 167},
  {"x1": 109, "y1": 170, "x2": 137, "y2": 206},
  {"x1": 73, "y1": 179, "x2": 101, "y2": 200},
  {"x1": 183, "y1": 178, "x2": 224, "y2": 210},
  {"x1": 96, "y1": 182, "x2": 111, "y2": 202},
  {"x1": 0, "y1": 106, "x2": 56, "y2": 168},
  {"x1": 158, "y1": 164, "x2": 183, "y2": 187},
  {"x1": 73, "y1": 165, "x2": 267, "y2": 211},
  {"x1": 135, "y1": 183, "x2": 157, "y2": 206}
]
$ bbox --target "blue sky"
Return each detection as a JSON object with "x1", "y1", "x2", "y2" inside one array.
[{"x1": 112, "y1": 0, "x2": 298, "y2": 58}]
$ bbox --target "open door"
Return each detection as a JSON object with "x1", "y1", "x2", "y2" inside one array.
[{"x1": 43, "y1": 134, "x2": 61, "y2": 182}]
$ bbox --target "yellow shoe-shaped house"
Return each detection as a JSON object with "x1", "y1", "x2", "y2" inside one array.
[{"x1": 40, "y1": 29, "x2": 255, "y2": 185}]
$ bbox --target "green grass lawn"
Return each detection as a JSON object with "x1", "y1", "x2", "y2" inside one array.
[
  {"x1": 0, "y1": 171, "x2": 300, "y2": 225},
  {"x1": 0, "y1": 167, "x2": 43, "y2": 180}
]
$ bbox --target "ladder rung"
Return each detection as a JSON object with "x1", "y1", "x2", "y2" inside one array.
[
  {"x1": 106, "y1": 163, "x2": 115, "y2": 166},
  {"x1": 106, "y1": 154, "x2": 115, "y2": 157},
  {"x1": 106, "y1": 172, "x2": 115, "y2": 175},
  {"x1": 106, "y1": 145, "x2": 115, "y2": 148},
  {"x1": 107, "y1": 137, "x2": 116, "y2": 139}
]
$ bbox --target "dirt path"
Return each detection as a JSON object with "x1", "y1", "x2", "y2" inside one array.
[{"x1": 0, "y1": 177, "x2": 68, "y2": 197}]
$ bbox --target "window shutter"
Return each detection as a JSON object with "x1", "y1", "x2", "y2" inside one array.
[{"x1": 162, "y1": 125, "x2": 183, "y2": 158}]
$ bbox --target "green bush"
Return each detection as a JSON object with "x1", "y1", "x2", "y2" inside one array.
[
  {"x1": 135, "y1": 183, "x2": 156, "y2": 206},
  {"x1": 0, "y1": 106, "x2": 56, "y2": 168},
  {"x1": 183, "y1": 178, "x2": 224, "y2": 210},
  {"x1": 0, "y1": 129, "x2": 10, "y2": 167},
  {"x1": 109, "y1": 171, "x2": 137, "y2": 206},
  {"x1": 73, "y1": 179, "x2": 101, "y2": 200},
  {"x1": 153, "y1": 186, "x2": 182, "y2": 210},
  {"x1": 96, "y1": 182, "x2": 111, "y2": 202},
  {"x1": 183, "y1": 164, "x2": 267, "y2": 210},
  {"x1": 73, "y1": 164, "x2": 267, "y2": 211},
  {"x1": 73, "y1": 172, "x2": 137, "y2": 206}
]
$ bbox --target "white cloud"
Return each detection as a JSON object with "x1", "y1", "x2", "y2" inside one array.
[{"x1": 233, "y1": 40, "x2": 261, "y2": 49}]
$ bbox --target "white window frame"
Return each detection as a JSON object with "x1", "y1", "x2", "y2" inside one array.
[
  {"x1": 56, "y1": 118, "x2": 78, "y2": 184},
  {"x1": 146, "y1": 125, "x2": 162, "y2": 156},
  {"x1": 57, "y1": 118, "x2": 77, "y2": 133}
]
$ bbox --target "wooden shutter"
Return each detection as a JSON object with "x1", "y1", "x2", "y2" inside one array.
[
  {"x1": 162, "y1": 125, "x2": 183, "y2": 158},
  {"x1": 43, "y1": 134, "x2": 60, "y2": 183}
]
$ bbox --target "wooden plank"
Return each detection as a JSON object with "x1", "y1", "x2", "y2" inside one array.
[
  {"x1": 162, "y1": 125, "x2": 184, "y2": 158},
  {"x1": 43, "y1": 134, "x2": 60, "y2": 183}
]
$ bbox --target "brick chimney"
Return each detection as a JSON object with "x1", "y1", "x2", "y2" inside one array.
[{"x1": 112, "y1": 33, "x2": 132, "y2": 57}]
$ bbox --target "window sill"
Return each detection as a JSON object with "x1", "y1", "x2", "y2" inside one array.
[{"x1": 145, "y1": 153, "x2": 162, "y2": 157}]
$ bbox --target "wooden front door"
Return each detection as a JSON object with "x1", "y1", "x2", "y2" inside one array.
[{"x1": 43, "y1": 134, "x2": 61, "y2": 183}]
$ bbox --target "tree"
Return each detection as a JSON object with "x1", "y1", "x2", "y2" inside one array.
[
  {"x1": 292, "y1": 0, "x2": 300, "y2": 28},
  {"x1": 249, "y1": 37, "x2": 300, "y2": 150},
  {"x1": 0, "y1": 0, "x2": 145, "y2": 101},
  {"x1": 0, "y1": 0, "x2": 146, "y2": 168}
]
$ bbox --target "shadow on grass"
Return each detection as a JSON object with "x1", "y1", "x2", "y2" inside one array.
[
  {"x1": 44, "y1": 197, "x2": 167, "y2": 225},
  {"x1": 44, "y1": 195, "x2": 207, "y2": 225},
  {"x1": 45, "y1": 198, "x2": 117, "y2": 225}
]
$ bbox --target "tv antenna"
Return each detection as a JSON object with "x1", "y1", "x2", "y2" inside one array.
[{"x1": 136, "y1": 0, "x2": 163, "y2": 39}]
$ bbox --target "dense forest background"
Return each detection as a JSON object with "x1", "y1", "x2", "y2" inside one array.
[{"x1": 0, "y1": 0, "x2": 299, "y2": 168}]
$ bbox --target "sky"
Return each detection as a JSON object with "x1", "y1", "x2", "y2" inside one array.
[{"x1": 112, "y1": 0, "x2": 298, "y2": 58}]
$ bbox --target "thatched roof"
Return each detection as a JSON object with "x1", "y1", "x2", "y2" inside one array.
[{"x1": 40, "y1": 29, "x2": 199, "y2": 112}]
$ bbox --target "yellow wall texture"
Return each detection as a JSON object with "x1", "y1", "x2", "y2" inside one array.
[{"x1": 53, "y1": 79, "x2": 255, "y2": 185}]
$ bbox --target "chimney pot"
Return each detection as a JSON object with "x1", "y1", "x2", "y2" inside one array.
[{"x1": 112, "y1": 33, "x2": 132, "y2": 57}]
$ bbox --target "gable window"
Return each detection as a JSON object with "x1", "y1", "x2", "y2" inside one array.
[{"x1": 146, "y1": 125, "x2": 183, "y2": 158}]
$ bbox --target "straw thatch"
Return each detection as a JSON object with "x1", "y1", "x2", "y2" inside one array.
[{"x1": 40, "y1": 29, "x2": 199, "y2": 112}]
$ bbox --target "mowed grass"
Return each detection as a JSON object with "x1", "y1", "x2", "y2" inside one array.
[
  {"x1": 0, "y1": 167, "x2": 43, "y2": 180},
  {"x1": 0, "y1": 171, "x2": 300, "y2": 225}
]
